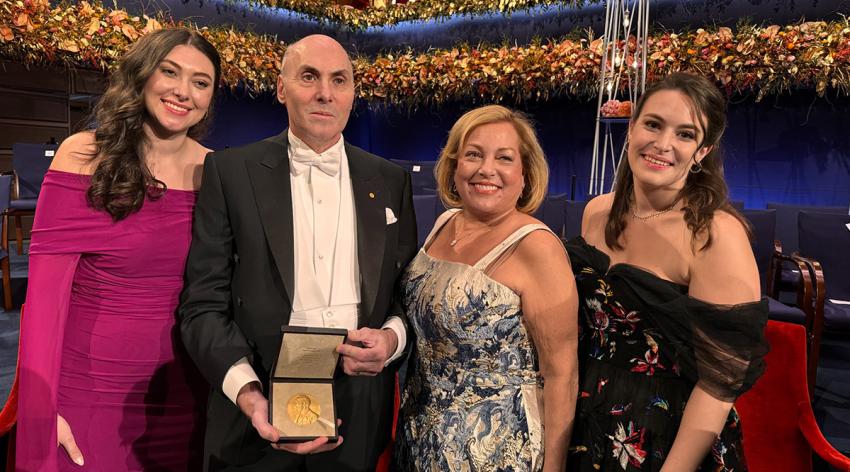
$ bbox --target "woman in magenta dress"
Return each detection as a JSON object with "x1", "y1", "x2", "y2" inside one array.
[{"x1": 16, "y1": 28, "x2": 220, "y2": 471}]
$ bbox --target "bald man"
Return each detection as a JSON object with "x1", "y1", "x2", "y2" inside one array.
[{"x1": 179, "y1": 35, "x2": 417, "y2": 471}]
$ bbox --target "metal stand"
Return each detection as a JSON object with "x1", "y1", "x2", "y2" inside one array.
[{"x1": 588, "y1": 0, "x2": 650, "y2": 195}]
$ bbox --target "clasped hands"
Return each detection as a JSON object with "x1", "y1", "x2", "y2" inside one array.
[{"x1": 237, "y1": 327, "x2": 398, "y2": 455}]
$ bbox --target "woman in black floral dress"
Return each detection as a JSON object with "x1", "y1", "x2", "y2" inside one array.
[{"x1": 565, "y1": 73, "x2": 768, "y2": 471}]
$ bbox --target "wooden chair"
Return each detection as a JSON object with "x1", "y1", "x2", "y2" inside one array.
[
  {"x1": 796, "y1": 211, "x2": 850, "y2": 333},
  {"x1": 6, "y1": 143, "x2": 56, "y2": 257},
  {"x1": 736, "y1": 320, "x2": 850, "y2": 472},
  {"x1": 745, "y1": 209, "x2": 823, "y2": 397},
  {"x1": 0, "y1": 174, "x2": 14, "y2": 311},
  {"x1": 792, "y1": 212, "x2": 850, "y2": 401}
]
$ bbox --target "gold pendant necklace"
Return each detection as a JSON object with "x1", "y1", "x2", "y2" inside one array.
[{"x1": 450, "y1": 213, "x2": 487, "y2": 246}]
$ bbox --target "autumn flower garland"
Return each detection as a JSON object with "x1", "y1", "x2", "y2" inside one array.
[
  {"x1": 0, "y1": 0, "x2": 282, "y2": 95},
  {"x1": 2, "y1": 0, "x2": 849, "y2": 108},
  {"x1": 240, "y1": 0, "x2": 592, "y2": 29}
]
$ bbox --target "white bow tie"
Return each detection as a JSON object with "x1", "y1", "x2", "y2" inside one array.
[{"x1": 290, "y1": 147, "x2": 340, "y2": 177}]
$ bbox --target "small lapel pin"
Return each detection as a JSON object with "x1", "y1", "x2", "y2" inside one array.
[{"x1": 369, "y1": 192, "x2": 375, "y2": 199}]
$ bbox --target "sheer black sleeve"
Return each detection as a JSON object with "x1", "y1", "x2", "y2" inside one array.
[{"x1": 648, "y1": 295, "x2": 769, "y2": 402}]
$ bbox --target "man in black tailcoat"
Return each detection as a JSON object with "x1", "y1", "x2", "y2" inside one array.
[{"x1": 179, "y1": 34, "x2": 417, "y2": 471}]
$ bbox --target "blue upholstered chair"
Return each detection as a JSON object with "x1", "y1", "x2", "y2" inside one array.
[
  {"x1": 797, "y1": 211, "x2": 850, "y2": 336},
  {"x1": 743, "y1": 210, "x2": 804, "y2": 320},
  {"x1": 790, "y1": 211, "x2": 850, "y2": 400},
  {"x1": 533, "y1": 195, "x2": 567, "y2": 236},
  {"x1": 766, "y1": 202, "x2": 848, "y2": 255},
  {"x1": 0, "y1": 174, "x2": 13, "y2": 310},
  {"x1": 389, "y1": 159, "x2": 437, "y2": 195},
  {"x1": 564, "y1": 200, "x2": 588, "y2": 240},
  {"x1": 7, "y1": 143, "x2": 57, "y2": 255},
  {"x1": 412, "y1": 194, "x2": 442, "y2": 247},
  {"x1": 765, "y1": 203, "x2": 847, "y2": 303},
  {"x1": 745, "y1": 209, "x2": 822, "y2": 396},
  {"x1": 744, "y1": 210, "x2": 776, "y2": 290}
]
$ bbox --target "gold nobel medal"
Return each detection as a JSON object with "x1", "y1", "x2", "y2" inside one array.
[{"x1": 287, "y1": 393, "x2": 321, "y2": 426}]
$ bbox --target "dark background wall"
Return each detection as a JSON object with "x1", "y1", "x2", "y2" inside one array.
[{"x1": 205, "y1": 88, "x2": 850, "y2": 208}]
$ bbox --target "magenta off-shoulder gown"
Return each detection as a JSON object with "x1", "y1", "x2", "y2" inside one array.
[{"x1": 16, "y1": 170, "x2": 206, "y2": 471}]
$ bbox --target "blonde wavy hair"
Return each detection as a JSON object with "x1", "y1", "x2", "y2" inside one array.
[{"x1": 434, "y1": 105, "x2": 549, "y2": 214}]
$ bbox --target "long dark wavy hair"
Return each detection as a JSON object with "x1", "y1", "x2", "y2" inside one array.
[
  {"x1": 88, "y1": 27, "x2": 221, "y2": 221},
  {"x1": 606, "y1": 72, "x2": 749, "y2": 251}
]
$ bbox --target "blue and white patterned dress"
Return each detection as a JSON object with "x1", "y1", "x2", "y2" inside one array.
[{"x1": 393, "y1": 209, "x2": 550, "y2": 472}]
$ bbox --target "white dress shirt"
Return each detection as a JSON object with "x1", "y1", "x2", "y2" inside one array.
[{"x1": 222, "y1": 131, "x2": 406, "y2": 404}]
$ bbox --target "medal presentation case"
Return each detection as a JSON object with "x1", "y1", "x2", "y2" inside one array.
[{"x1": 269, "y1": 325, "x2": 347, "y2": 442}]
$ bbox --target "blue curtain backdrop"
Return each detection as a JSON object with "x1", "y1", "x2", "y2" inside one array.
[{"x1": 205, "y1": 89, "x2": 850, "y2": 209}]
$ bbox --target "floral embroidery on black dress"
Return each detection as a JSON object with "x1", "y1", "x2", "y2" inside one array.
[{"x1": 565, "y1": 237, "x2": 769, "y2": 471}]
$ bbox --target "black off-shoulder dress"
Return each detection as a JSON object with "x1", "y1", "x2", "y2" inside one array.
[{"x1": 565, "y1": 237, "x2": 769, "y2": 471}]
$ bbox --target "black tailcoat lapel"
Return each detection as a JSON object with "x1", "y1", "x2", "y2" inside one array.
[
  {"x1": 346, "y1": 143, "x2": 386, "y2": 323},
  {"x1": 246, "y1": 133, "x2": 295, "y2": 310}
]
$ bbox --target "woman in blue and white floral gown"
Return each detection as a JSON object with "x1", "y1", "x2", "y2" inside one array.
[{"x1": 393, "y1": 105, "x2": 578, "y2": 472}]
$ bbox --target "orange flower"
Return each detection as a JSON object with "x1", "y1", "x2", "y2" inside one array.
[
  {"x1": 14, "y1": 13, "x2": 32, "y2": 30},
  {"x1": 108, "y1": 10, "x2": 128, "y2": 26},
  {"x1": 760, "y1": 25, "x2": 780, "y2": 39},
  {"x1": 78, "y1": 1, "x2": 96, "y2": 16},
  {"x1": 121, "y1": 23, "x2": 139, "y2": 40},
  {"x1": 86, "y1": 17, "x2": 100, "y2": 36},
  {"x1": 141, "y1": 18, "x2": 163, "y2": 34},
  {"x1": 58, "y1": 39, "x2": 79, "y2": 52},
  {"x1": 0, "y1": 26, "x2": 13, "y2": 41}
]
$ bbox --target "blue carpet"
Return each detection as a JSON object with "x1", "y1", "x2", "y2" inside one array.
[
  {"x1": 814, "y1": 333, "x2": 850, "y2": 457},
  {"x1": 0, "y1": 310, "x2": 19, "y2": 405},
  {"x1": 0, "y1": 240, "x2": 28, "y2": 407}
]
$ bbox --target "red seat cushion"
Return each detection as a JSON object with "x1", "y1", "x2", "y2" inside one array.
[{"x1": 737, "y1": 321, "x2": 813, "y2": 471}]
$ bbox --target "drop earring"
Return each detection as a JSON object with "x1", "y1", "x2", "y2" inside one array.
[{"x1": 689, "y1": 155, "x2": 703, "y2": 174}]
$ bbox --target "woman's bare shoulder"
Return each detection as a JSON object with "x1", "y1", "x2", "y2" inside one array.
[
  {"x1": 689, "y1": 210, "x2": 760, "y2": 304},
  {"x1": 50, "y1": 131, "x2": 98, "y2": 175},
  {"x1": 188, "y1": 138, "x2": 213, "y2": 163},
  {"x1": 584, "y1": 192, "x2": 614, "y2": 217},
  {"x1": 581, "y1": 192, "x2": 614, "y2": 238},
  {"x1": 695, "y1": 209, "x2": 750, "y2": 251}
]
